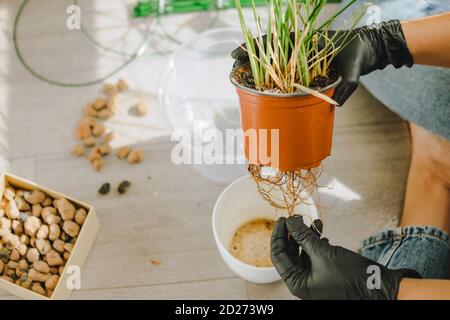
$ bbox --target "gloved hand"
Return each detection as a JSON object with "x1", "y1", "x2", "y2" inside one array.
[
  {"x1": 231, "y1": 20, "x2": 413, "y2": 106},
  {"x1": 270, "y1": 216, "x2": 421, "y2": 300}
]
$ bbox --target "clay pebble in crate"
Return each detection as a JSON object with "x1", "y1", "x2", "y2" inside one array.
[{"x1": 0, "y1": 174, "x2": 99, "y2": 299}]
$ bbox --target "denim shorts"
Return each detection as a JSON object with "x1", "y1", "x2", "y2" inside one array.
[
  {"x1": 360, "y1": 226, "x2": 450, "y2": 279},
  {"x1": 337, "y1": 0, "x2": 450, "y2": 140}
]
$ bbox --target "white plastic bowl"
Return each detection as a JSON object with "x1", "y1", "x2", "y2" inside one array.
[{"x1": 212, "y1": 175, "x2": 318, "y2": 284}]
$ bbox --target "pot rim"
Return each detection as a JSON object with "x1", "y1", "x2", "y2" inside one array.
[{"x1": 230, "y1": 67, "x2": 342, "y2": 98}]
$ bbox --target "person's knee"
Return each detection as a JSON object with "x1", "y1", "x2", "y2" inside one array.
[{"x1": 411, "y1": 124, "x2": 450, "y2": 186}]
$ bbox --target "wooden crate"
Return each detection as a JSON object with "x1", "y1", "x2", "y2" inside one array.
[{"x1": 0, "y1": 173, "x2": 100, "y2": 300}]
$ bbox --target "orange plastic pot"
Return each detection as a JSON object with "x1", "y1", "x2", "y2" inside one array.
[{"x1": 231, "y1": 74, "x2": 340, "y2": 171}]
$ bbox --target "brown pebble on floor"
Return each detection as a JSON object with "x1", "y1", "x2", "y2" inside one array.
[
  {"x1": 149, "y1": 259, "x2": 161, "y2": 266},
  {"x1": 71, "y1": 80, "x2": 148, "y2": 173}
]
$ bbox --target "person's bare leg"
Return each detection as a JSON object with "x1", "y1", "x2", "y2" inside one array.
[{"x1": 401, "y1": 123, "x2": 450, "y2": 233}]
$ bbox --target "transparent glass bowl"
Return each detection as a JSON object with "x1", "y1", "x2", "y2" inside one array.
[{"x1": 158, "y1": 28, "x2": 248, "y2": 182}]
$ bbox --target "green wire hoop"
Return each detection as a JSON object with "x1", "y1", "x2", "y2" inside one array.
[{"x1": 13, "y1": 0, "x2": 152, "y2": 87}]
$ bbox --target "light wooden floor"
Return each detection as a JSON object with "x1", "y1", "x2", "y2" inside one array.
[{"x1": 0, "y1": 1, "x2": 410, "y2": 299}]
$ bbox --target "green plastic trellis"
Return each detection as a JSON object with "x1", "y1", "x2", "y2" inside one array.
[{"x1": 134, "y1": 0, "x2": 343, "y2": 17}]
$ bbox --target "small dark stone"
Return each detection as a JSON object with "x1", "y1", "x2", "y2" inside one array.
[
  {"x1": 19, "y1": 274, "x2": 28, "y2": 282},
  {"x1": 0, "y1": 248, "x2": 10, "y2": 264},
  {"x1": 60, "y1": 232, "x2": 70, "y2": 242},
  {"x1": 118, "y1": 180, "x2": 131, "y2": 194},
  {"x1": 98, "y1": 183, "x2": 110, "y2": 195}
]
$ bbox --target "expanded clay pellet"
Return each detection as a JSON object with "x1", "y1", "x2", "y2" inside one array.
[
  {"x1": 71, "y1": 79, "x2": 144, "y2": 172},
  {"x1": 0, "y1": 185, "x2": 88, "y2": 297}
]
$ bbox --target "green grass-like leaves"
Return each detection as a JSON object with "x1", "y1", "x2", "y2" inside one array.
[{"x1": 235, "y1": 0, "x2": 367, "y2": 99}]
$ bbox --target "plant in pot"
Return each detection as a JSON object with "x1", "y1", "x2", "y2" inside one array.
[{"x1": 230, "y1": 0, "x2": 366, "y2": 217}]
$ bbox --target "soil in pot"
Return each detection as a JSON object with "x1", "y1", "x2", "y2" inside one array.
[
  {"x1": 233, "y1": 64, "x2": 340, "y2": 93},
  {"x1": 229, "y1": 218, "x2": 275, "y2": 267}
]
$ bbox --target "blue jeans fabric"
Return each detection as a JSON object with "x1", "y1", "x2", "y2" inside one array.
[
  {"x1": 338, "y1": 0, "x2": 450, "y2": 281},
  {"x1": 360, "y1": 226, "x2": 450, "y2": 279},
  {"x1": 337, "y1": 0, "x2": 450, "y2": 140}
]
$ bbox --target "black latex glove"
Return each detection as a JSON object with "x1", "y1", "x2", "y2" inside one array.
[
  {"x1": 231, "y1": 20, "x2": 413, "y2": 106},
  {"x1": 270, "y1": 216, "x2": 421, "y2": 300}
]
